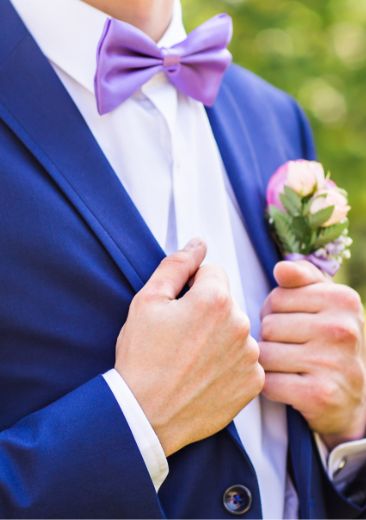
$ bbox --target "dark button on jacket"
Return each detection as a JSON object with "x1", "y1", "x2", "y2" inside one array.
[{"x1": 223, "y1": 485, "x2": 252, "y2": 515}]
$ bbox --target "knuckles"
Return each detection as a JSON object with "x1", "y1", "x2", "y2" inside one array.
[
  {"x1": 324, "y1": 284, "x2": 363, "y2": 314},
  {"x1": 231, "y1": 314, "x2": 251, "y2": 341},
  {"x1": 261, "y1": 315, "x2": 275, "y2": 341},
  {"x1": 265, "y1": 288, "x2": 284, "y2": 314},
  {"x1": 209, "y1": 288, "x2": 232, "y2": 314},
  {"x1": 244, "y1": 337, "x2": 260, "y2": 364},
  {"x1": 310, "y1": 380, "x2": 340, "y2": 411},
  {"x1": 242, "y1": 357, "x2": 264, "y2": 397},
  {"x1": 309, "y1": 362, "x2": 366, "y2": 413},
  {"x1": 196, "y1": 287, "x2": 232, "y2": 316},
  {"x1": 333, "y1": 285, "x2": 363, "y2": 313},
  {"x1": 322, "y1": 318, "x2": 360, "y2": 348},
  {"x1": 133, "y1": 287, "x2": 160, "y2": 309},
  {"x1": 347, "y1": 363, "x2": 366, "y2": 393},
  {"x1": 253, "y1": 363, "x2": 266, "y2": 394},
  {"x1": 196, "y1": 289, "x2": 252, "y2": 341}
]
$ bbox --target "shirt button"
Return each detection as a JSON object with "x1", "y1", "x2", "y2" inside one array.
[{"x1": 223, "y1": 485, "x2": 252, "y2": 515}]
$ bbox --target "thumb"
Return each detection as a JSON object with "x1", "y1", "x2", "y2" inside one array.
[
  {"x1": 274, "y1": 260, "x2": 327, "y2": 289},
  {"x1": 142, "y1": 238, "x2": 207, "y2": 300}
]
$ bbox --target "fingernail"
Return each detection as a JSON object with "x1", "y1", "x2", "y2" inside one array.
[{"x1": 183, "y1": 238, "x2": 204, "y2": 251}]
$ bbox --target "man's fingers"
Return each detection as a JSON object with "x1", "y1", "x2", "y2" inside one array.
[
  {"x1": 186, "y1": 263, "x2": 231, "y2": 302},
  {"x1": 259, "y1": 342, "x2": 309, "y2": 373},
  {"x1": 274, "y1": 260, "x2": 327, "y2": 289},
  {"x1": 261, "y1": 313, "x2": 316, "y2": 343},
  {"x1": 142, "y1": 238, "x2": 207, "y2": 300},
  {"x1": 261, "y1": 284, "x2": 330, "y2": 317},
  {"x1": 262, "y1": 372, "x2": 310, "y2": 407}
]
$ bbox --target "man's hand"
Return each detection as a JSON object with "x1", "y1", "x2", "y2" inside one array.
[
  {"x1": 115, "y1": 239, "x2": 264, "y2": 457},
  {"x1": 260, "y1": 260, "x2": 366, "y2": 449}
]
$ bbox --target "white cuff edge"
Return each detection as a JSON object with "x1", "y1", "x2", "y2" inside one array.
[{"x1": 103, "y1": 369, "x2": 169, "y2": 491}]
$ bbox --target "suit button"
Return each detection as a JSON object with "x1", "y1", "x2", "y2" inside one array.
[{"x1": 223, "y1": 485, "x2": 252, "y2": 515}]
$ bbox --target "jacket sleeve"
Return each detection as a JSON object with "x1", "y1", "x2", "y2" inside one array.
[
  {"x1": 293, "y1": 98, "x2": 366, "y2": 519},
  {"x1": 0, "y1": 375, "x2": 164, "y2": 519}
]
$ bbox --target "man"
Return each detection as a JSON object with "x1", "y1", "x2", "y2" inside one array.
[{"x1": 0, "y1": 0, "x2": 365, "y2": 517}]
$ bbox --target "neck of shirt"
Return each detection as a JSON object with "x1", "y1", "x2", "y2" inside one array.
[{"x1": 10, "y1": 0, "x2": 186, "y2": 96}]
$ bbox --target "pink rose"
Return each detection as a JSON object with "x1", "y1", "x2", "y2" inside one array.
[
  {"x1": 267, "y1": 160, "x2": 326, "y2": 209},
  {"x1": 266, "y1": 163, "x2": 288, "y2": 209},
  {"x1": 310, "y1": 188, "x2": 351, "y2": 227}
]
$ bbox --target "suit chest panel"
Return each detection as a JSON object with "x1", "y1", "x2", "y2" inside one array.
[{"x1": 0, "y1": 124, "x2": 134, "y2": 427}]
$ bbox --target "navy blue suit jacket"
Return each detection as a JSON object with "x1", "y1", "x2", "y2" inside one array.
[{"x1": 0, "y1": 1, "x2": 365, "y2": 518}]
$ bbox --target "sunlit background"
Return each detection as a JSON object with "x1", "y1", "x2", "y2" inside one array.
[{"x1": 183, "y1": 0, "x2": 366, "y2": 301}]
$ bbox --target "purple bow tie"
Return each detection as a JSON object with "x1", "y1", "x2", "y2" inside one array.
[{"x1": 95, "y1": 14, "x2": 233, "y2": 115}]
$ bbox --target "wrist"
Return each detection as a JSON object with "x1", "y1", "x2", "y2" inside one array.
[
  {"x1": 152, "y1": 423, "x2": 183, "y2": 458},
  {"x1": 114, "y1": 364, "x2": 184, "y2": 458},
  {"x1": 320, "y1": 411, "x2": 366, "y2": 451}
]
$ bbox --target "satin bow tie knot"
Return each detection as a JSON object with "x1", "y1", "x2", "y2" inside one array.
[
  {"x1": 161, "y1": 49, "x2": 181, "y2": 72},
  {"x1": 95, "y1": 14, "x2": 233, "y2": 115}
]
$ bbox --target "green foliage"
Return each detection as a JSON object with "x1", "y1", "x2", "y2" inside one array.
[
  {"x1": 280, "y1": 186, "x2": 302, "y2": 216},
  {"x1": 268, "y1": 206, "x2": 299, "y2": 253},
  {"x1": 268, "y1": 198, "x2": 348, "y2": 256},
  {"x1": 309, "y1": 206, "x2": 335, "y2": 229},
  {"x1": 313, "y1": 220, "x2": 349, "y2": 248},
  {"x1": 183, "y1": 0, "x2": 366, "y2": 301}
]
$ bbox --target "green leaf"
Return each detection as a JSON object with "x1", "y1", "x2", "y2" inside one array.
[
  {"x1": 279, "y1": 186, "x2": 302, "y2": 216},
  {"x1": 268, "y1": 206, "x2": 299, "y2": 253},
  {"x1": 292, "y1": 216, "x2": 309, "y2": 238},
  {"x1": 309, "y1": 230, "x2": 318, "y2": 250},
  {"x1": 290, "y1": 216, "x2": 313, "y2": 254},
  {"x1": 268, "y1": 205, "x2": 281, "y2": 221},
  {"x1": 284, "y1": 186, "x2": 303, "y2": 207},
  {"x1": 313, "y1": 221, "x2": 349, "y2": 249},
  {"x1": 308, "y1": 205, "x2": 335, "y2": 229}
]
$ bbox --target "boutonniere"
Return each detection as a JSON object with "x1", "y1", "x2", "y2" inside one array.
[{"x1": 266, "y1": 160, "x2": 352, "y2": 276}]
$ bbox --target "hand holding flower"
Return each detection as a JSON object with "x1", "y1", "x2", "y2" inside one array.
[
  {"x1": 262, "y1": 160, "x2": 366, "y2": 449},
  {"x1": 260, "y1": 260, "x2": 366, "y2": 449}
]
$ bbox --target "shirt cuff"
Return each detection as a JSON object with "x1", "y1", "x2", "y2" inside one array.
[
  {"x1": 103, "y1": 369, "x2": 169, "y2": 491},
  {"x1": 314, "y1": 433, "x2": 366, "y2": 492}
]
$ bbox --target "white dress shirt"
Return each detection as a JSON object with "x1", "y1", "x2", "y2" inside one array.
[{"x1": 10, "y1": 0, "x2": 366, "y2": 517}]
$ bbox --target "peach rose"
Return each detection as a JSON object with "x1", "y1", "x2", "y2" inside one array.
[
  {"x1": 286, "y1": 161, "x2": 325, "y2": 196},
  {"x1": 267, "y1": 160, "x2": 325, "y2": 209},
  {"x1": 310, "y1": 188, "x2": 351, "y2": 227}
]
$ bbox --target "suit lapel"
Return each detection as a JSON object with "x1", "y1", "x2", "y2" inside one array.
[
  {"x1": 0, "y1": 0, "x2": 165, "y2": 294},
  {"x1": 287, "y1": 407, "x2": 315, "y2": 518}
]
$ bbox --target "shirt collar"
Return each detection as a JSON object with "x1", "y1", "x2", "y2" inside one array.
[{"x1": 10, "y1": 0, "x2": 187, "y2": 94}]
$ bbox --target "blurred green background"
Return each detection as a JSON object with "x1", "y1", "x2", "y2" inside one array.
[{"x1": 183, "y1": 0, "x2": 366, "y2": 301}]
